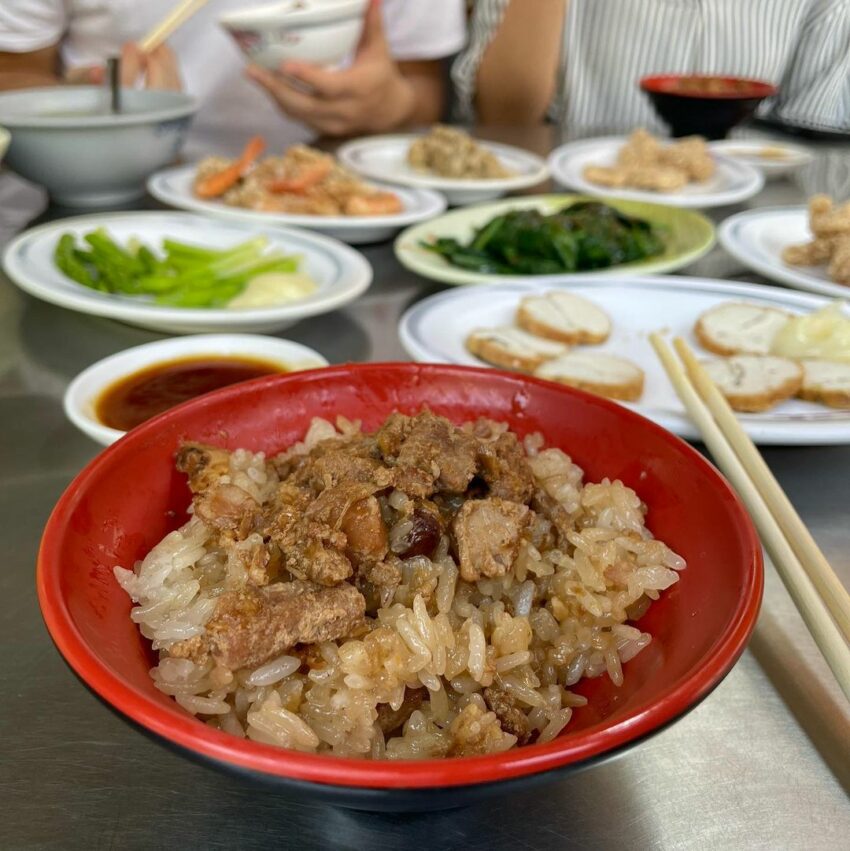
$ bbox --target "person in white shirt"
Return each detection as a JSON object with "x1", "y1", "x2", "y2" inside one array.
[
  {"x1": 454, "y1": 0, "x2": 850, "y2": 134},
  {"x1": 0, "y1": 0, "x2": 466, "y2": 150}
]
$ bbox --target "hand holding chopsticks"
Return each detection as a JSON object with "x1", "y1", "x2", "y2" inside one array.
[{"x1": 650, "y1": 333, "x2": 850, "y2": 702}]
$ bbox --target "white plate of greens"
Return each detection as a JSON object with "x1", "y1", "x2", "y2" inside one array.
[{"x1": 2, "y1": 211, "x2": 372, "y2": 333}]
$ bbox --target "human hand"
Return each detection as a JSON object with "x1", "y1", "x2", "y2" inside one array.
[
  {"x1": 246, "y1": 0, "x2": 414, "y2": 136},
  {"x1": 64, "y1": 43, "x2": 182, "y2": 90}
]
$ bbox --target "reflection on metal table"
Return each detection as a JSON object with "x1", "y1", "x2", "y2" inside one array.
[{"x1": 0, "y1": 126, "x2": 847, "y2": 850}]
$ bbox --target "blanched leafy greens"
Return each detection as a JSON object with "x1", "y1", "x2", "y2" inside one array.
[
  {"x1": 424, "y1": 201, "x2": 665, "y2": 274},
  {"x1": 54, "y1": 229, "x2": 299, "y2": 308}
]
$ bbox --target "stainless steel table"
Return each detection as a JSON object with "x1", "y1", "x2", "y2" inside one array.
[{"x1": 0, "y1": 127, "x2": 847, "y2": 850}]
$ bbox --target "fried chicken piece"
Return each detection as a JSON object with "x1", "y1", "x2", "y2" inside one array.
[
  {"x1": 407, "y1": 126, "x2": 511, "y2": 179},
  {"x1": 782, "y1": 238, "x2": 835, "y2": 266},
  {"x1": 809, "y1": 194, "x2": 850, "y2": 237},
  {"x1": 586, "y1": 130, "x2": 714, "y2": 192},
  {"x1": 828, "y1": 235, "x2": 850, "y2": 285},
  {"x1": 660, "y1": 136, "x2": 715, "y2": 182},
  {"x1": 624, "y1": 165, "x2": 689, "y2": 191},
  {"x1": 617, "y1": 129, "x2": 662, "y2": 168},
  {"x1": 583, "y1": 165, "x2": 629, "y2": 188}
]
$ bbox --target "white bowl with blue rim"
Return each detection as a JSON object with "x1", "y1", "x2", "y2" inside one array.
[{"x1": 0, "y1": 86, "x2": 196, "y2": 207}]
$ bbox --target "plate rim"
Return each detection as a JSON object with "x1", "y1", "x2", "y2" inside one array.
[
  {"x1": 718, "y1": 205, "x2": 850, "y2": 299},
  {"x1": 336, "y1": 133, "x2": 551, "y2": 192},
  {"x1": 398, "y1": 274, "x2": 850, "y2": 445},
  {"x1": 708, "y1": 139, "x2": 814, "y2": 170},
  {"x1": 146, "y1": 163, "x2": 447, "y2": 230},
  {"x1": 1, "y1": 210, "x2": 373, "y2": 326},
  {"x1": 393, "y1": 193, "x2": 716, "y2": 286},
  {"x1": 548, "y1": 135, "x2": 765, "y2": 208}
]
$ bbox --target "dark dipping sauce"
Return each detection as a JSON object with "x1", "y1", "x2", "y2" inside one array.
[{"x1": 96, "y1": 356, "x2": 285, "y2": 431}]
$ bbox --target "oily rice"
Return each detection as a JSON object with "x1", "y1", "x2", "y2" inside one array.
[{"x1": 115, "y1": 417, "x2": 685, "y2": 759}]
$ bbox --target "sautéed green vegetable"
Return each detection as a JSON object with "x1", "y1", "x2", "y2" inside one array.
[{"x1": 424, "y1": 201, "x2": 665, "y2": 275}]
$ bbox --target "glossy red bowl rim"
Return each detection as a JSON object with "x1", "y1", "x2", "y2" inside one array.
[
  {"x1": 37, "y1": 363, "x2": 763, "y2": 790},
  {"x1": 640, "y1": 74, "x2": 778, "y2": 100}
]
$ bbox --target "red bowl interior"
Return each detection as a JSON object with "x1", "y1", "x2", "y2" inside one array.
[
  {"x1": 640, "y1": 74, "x2": 778, "y2": 100},
  {"x1": 38, "y1": 363, "x2": 762, "y2": 790}
]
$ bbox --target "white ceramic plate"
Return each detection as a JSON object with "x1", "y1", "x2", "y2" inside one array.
[
  {"x1": 147, "y1": 164, "x2": 446, "y2": 245},
  {"x1": 337, "y1": 134, "x2": 550, "y2": 206},
  {"x1": 2, "y1": 211, "x2": 372, "y2": 334},
  {"x1": 399, "y1": 275, "x2": 850, "y2": 445},
  {"x1": 64, "y1": 334, "x2": 329, "y2": 446},
  {"x1": 709, "y1": 139, "x2": 814, "y2": 180},
  {"x1": 548, "y1": 136, "x2": 764, "y2": 208},
  {"x1": 394, "y1": 194, "x2": 716, "y2": 287},
  {"x1": 719, "y1": 207, "x2": 850, "y2": 299}
]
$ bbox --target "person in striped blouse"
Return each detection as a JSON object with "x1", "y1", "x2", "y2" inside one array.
[{"x1": 453, "y1": 0, "x2": 850, "y2": 133}]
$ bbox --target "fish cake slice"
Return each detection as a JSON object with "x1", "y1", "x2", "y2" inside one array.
[
  {"x1": 534, "y1": 352, "x2": 644, "y2": 401},
  {"x1": 465, "y1": 327, "x2": 569, "y2": 372},
  {"x1": 695, "y1": 302, "x2": 791, "y2": 356},
  {"x1": 517, "y1": 291, "x2": 612, "y2": 345},
  {"x1": 798, "y1": 359, "x2": 850, "y2": 409},
  {"x1": 702, "y1": 355, "x2": 802, "y2": 412}
]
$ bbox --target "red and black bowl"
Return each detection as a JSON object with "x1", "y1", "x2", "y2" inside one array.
[
  {"x1": 640, "y1": 74, "x2": 779, "y2": 140},
  {"x1": 37, "y1": 363, "x2": 763, "y2": 811}
]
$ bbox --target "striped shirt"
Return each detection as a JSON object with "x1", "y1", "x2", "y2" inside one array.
[{"x1": 453, "y1": 0, "x2": 850, "y2": 133}]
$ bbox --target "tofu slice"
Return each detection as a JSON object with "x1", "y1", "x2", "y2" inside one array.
[
  {"x1": 798, "y1": 360, "x2": 850, "y2": 409},
  {"x1": 695, "y1": 302, "x2": 791, "y2": 356},
  {"x1": 465, "y1": 326, "x2": 569, "y2": 372},
  {"x1": 517, "y1": 291, "x2": 612, "y2": 345},
  {"x1": 534, "y1": 352, "x2": 644, "y2": 401},
  {"x1": 702, "y1": 356, "x2": 803, "y2": 412}
]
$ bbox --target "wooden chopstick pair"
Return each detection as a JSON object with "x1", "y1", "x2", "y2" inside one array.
[
  {"x1": 139, "y1": 0, "x2": 210, "y2": 54},
  {"x1": 650, "y1": 333, "x2": 850, "y2": 702}
]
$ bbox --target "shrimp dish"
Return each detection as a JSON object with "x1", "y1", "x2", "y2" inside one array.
[{"x1": 193, "y1": 137, "x2": 404, "y2": 217}]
